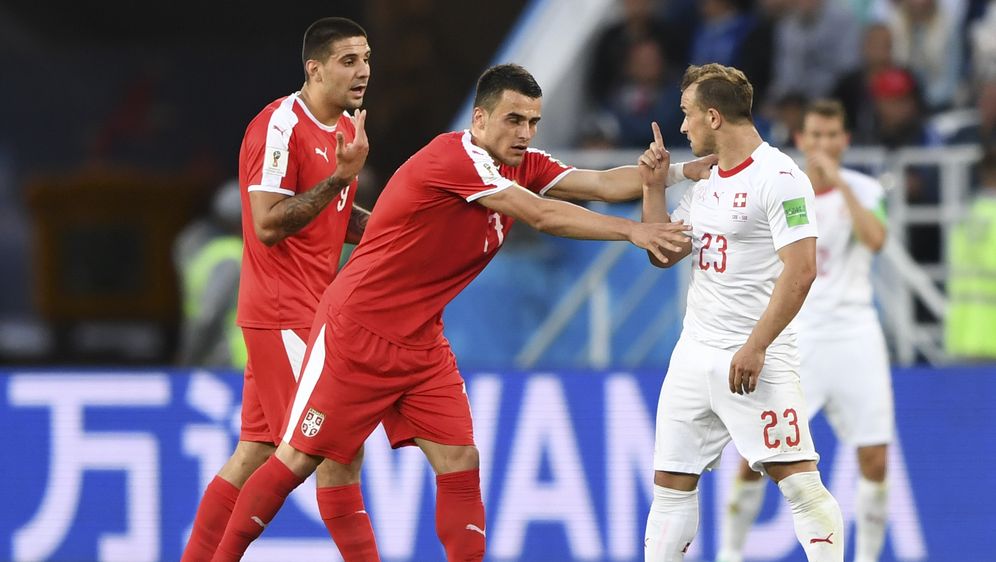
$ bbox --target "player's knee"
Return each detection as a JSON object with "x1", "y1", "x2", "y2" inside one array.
[
  {"x1": 857, "y1": 445, "x2": 887, "y2": 482},
  {"x1": 738, "y1": 458, "x2": 762, "y2": 481},
  {"x1": 442, "y1": 445, "x2": 480, "y2": 474},
  {"x1": 316, "y1": 457, "x2": 363, "y2": 487},
  {"x1": 231, "y1": 441, "x2": 274, "y2": 469}
]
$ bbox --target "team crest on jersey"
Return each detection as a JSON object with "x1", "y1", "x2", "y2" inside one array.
[
  {"x1": 733, "y1": 192, "x2": 747, "y2": 208},
  {"x1": 300, "y1": 407, "x2": 325, "y2": 437},
  {"x1": 264, "y1": 146, "x2": 289, "y2": 177}
]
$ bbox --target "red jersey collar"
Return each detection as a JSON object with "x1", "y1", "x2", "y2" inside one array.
[{"x1": 718, "y1": 156, "x2": 754, "y2": 178}]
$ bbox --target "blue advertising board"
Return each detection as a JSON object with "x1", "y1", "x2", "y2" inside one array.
[{"x1": 2, "y1": 366, "x2": 994, "y2": 561}]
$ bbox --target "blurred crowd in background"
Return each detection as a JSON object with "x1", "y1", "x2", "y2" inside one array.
[{"x1": 581, "y1": 0, "x2": 996, "y2": 154}]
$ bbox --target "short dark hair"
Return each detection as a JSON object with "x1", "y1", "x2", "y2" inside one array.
[
  {"x1": 803, "y1": 99, "x2": 849, "y2": 130},
  {"x1": 473, "y1": 63, "x2": 543, "y2": 112},
  {"x1": 681, "y1": 63, "x2": 754, "y2": 123},
  {"x1": 301, "y1": 17, "x2": 367, "y2": 77}
]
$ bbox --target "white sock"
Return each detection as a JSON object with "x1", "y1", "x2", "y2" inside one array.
[
  {"x1": 644, "y1": 485, "x2": 699, "y2": 562},
  {"x1": 854, "y1": 477, "x2": 888, "y2": 562},
  {"x1": 716, "y1": 477, "x2": 767, "y2": 562},
  {"x1": 777, "y1": 471, "x2": 844, "y2": 562}
]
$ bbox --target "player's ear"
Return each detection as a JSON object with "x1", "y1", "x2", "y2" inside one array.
[
  {"x1": 305, "y1": 59, "x2": 322, "y2": 83},
  {"x1": 472, "y1": 106, "x2": 488, "y2": 130},
  {"x1": 708, "y1": 108, "x2": 722, "y2": 130}
]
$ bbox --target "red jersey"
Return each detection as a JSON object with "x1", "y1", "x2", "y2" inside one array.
[
  {"x1": 328, "y1": 130, "x2": 573, "y2": 348},
  {"x1": 236, "y1": 93, "x2": 359, "y2": 328}
]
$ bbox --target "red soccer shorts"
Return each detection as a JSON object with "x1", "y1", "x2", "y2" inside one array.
[
  {"x1": 281, "y1": 311, "x2": 475, "y2": 465},
  {"x1": 240, "y1": 326, "x2": 310, "y2": 444}
]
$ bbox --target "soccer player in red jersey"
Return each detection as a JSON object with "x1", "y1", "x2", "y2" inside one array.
[
  {"x1": 211, "y1": 63, "x2": 713, "y2": 562},
  {"x1": 182, "y1": 17, "x2": 379, "y2": 562}
]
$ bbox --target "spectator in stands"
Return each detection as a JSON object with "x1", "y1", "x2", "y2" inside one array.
[
  {"x1": 738, "y1": 0, "x2": 793, "y2": 107},
  {"x1": 602, "y1": 37, "x2": 684, "y2": 147},
  {"x1": 968, "y1": 0, "x2": 996, "y2": 81},
  {"x1": 688, "y1": 0, "x2": 755, "y2": 68},
  {"x1": 833, "y1": 23, "x2": 897, "y2": 143},
  {"x1": 866, "y1": 67, "x2": 943, "y2": 150},
  {"x1": 948, "y1": 78, "x2": 996, "y2": 147},
  {"x1": 762, "y1": 91, "x2": 809, "y2": 149},
  {"x1": 886, "y1": 0, "x2": 963, "y2": 111},
  {"x1": 586, "y1": 0, "x2": 688, "y2": 107},
  {"x1": 945, "y1": 145, "x2": 996, "y2": 359},
  {"x1": 767, "y1": 0, "x2": 861, "y2": 106}
]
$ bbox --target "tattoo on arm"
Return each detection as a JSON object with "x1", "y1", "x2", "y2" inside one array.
[{"x1": 276, "y1": 175, "x2": 349, "y2": 236}]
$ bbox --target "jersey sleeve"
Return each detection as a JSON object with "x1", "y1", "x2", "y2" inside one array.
[
  {"x1": 436, "y1": 134, "x2": 515, "y2": 202},
  {"x1": 850, "y1": 173, "x2": 887, "y2": 223},
  {"x1": 670, "y1": 182, "x2": 696, "y2": 223},
  {"x1": 521, "y1": 148, "x2": 575, "y2": 195},
  {"x1": 763, "y1": 169, "x2": 819, "y2": 251},
  {"x1": 246, "y1": 105, "x2": 301, "y2": 197}
]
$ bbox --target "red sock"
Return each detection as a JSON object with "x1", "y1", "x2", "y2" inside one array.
[
  {"x1": 317, "y1": 484, "x2": 381, "y2": 562},
  {"x1": 181, "y1": 476, "x2": 240, "y2": 562},
  {"x1": 210, "y1": 457, "x2": 304, "y2": 562},
  {"x1": 435, "y1": 469, "x2": 486, "y2": 562}
]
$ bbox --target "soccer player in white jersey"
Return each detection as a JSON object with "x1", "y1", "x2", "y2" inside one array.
[
  {"x1": 717, "y1": 99, "x2": 892, "y2": 562},
  {"x1": 639, "y1": 63, "x2": 844, "y2": 562}
]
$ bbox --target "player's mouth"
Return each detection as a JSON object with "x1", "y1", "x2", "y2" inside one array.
[
  {"x1": 349, "y1": 84, "x2": 367, "y2": 96},
  {"x1": 510, "y1": 144, "x2": 528, "y2": 153}
]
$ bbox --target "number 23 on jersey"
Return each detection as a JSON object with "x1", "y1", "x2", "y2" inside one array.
[{"x1": 698, "y1": 232, "x2": 728, "y2": 272}]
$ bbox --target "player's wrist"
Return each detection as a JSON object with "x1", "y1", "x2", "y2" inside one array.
[{"x1": 667, "y1": 163, "x2": 687, "y2": 187}]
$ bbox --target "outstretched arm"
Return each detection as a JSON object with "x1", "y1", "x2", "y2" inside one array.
[
  {"x1": 543, "y1": 154, "x2": 716, "y2": 203},
  {"x1": 477, "y1": 183, "x2": 690, "y2": 265}
]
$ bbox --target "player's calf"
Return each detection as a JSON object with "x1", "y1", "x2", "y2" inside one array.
[
  {"x1": 774, "y1": 468, "x2": 844, "y2": 562},
  {"x1": 316, "y1": 448, "x2": 381, "y2": 562},
  {"x1": 644, "y1": 473, "x2": 699, "y2": 562}
]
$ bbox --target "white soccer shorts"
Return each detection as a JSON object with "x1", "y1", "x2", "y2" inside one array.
[
  {"x1": 798, "y1": 321, "x2": 895, "y2": 447},
  {"x1": 653, "y1": 335, "x2": 820, "y2": 475}
]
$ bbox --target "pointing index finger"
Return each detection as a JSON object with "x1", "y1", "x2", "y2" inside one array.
[{"x1": 652, "y1": 121, "x2": 664, "y2": 148}]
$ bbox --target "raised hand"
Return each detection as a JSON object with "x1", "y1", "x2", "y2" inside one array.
[
  {"x1": 334, "y1": 109, "x2": 370, "y2": 182},
  {"x1": 628, "y1": 220, "x2": 691, "y2": 264},
  {"x1": 806, "y1": 151, "x2": 841, "y2": 187},
  {"x1": 638, "y1": 121, "x2": 671, "y2": 189}
]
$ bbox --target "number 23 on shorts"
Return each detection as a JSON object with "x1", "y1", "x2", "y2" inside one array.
[{"x1": 761, "y1": 408, "x2": 800, "y2": 449}]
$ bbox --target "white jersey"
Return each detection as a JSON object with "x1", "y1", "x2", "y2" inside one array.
[
  {"x1": 794, "y1": 168, "x2": 886, "y2": 333},
  {"x1": 672, "y1": 142, "x2": 818, "y2": 358}
]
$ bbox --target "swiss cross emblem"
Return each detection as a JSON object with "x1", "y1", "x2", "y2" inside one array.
[{"x1": 733, "y1": 192, "x2": 748, "y2": 208}]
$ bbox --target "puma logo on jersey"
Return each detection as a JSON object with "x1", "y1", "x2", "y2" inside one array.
[
  {"x1": 315, "y1": 146, "x2": 329, "y2": 162},
  {"x1": 779, "y1": 170, "x2": 795, "y2": 177},
  {"x1": 713, "y1": 191, "x2": 720, "y2": 204},
  {"x1": 465, "y1": 524, "x2": 486, "y2": 537},
  {"x1": 809, "y1": 532, "x2": 834, "y2": 544},
  {"x1": 272, "y1": 124, "x2": 287, "y2": 135}
]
